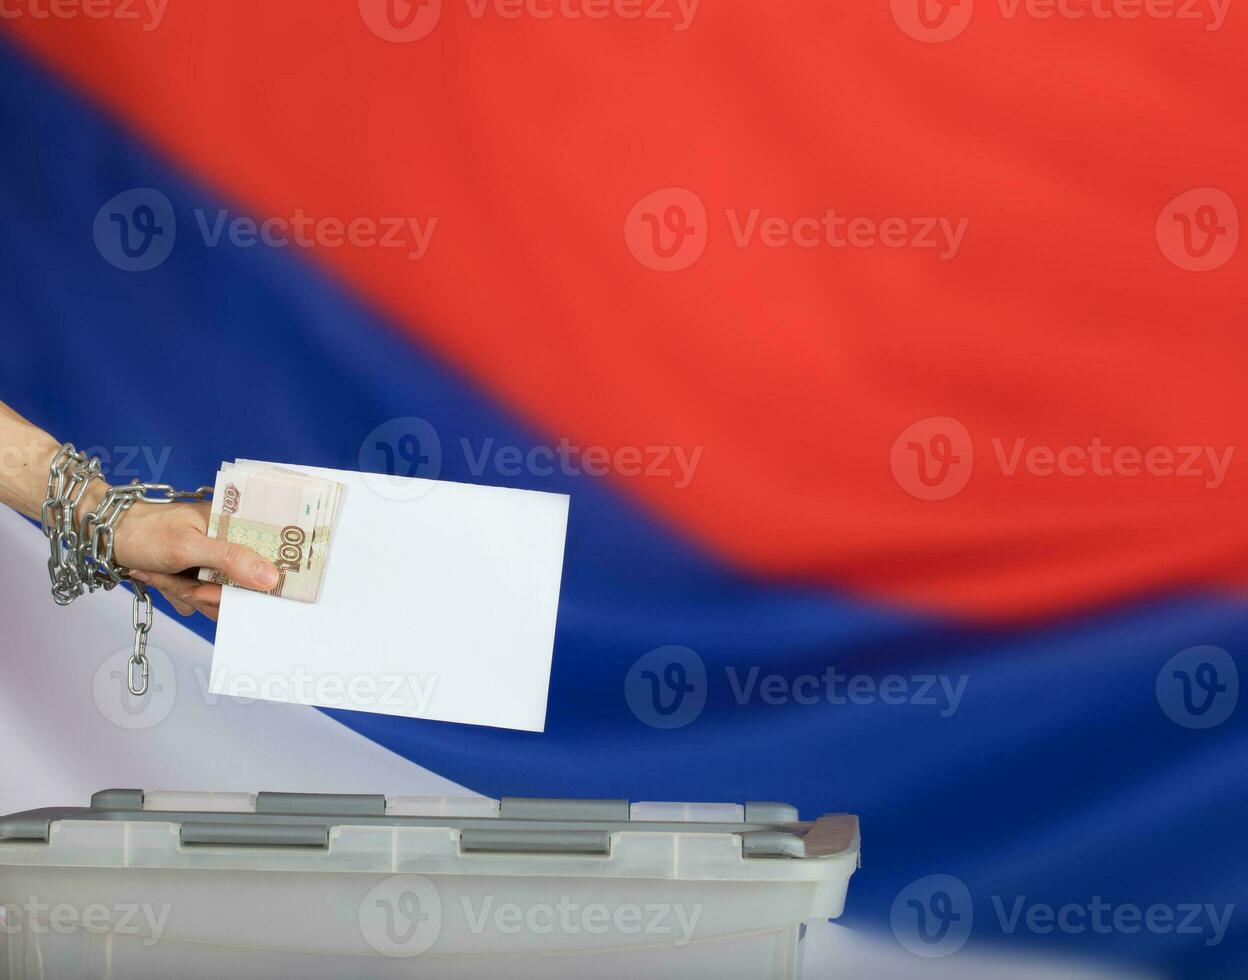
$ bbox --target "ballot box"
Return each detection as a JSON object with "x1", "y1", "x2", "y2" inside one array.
[{"x1": 0, "y1": 789, "x2": 858, "y2": 980}]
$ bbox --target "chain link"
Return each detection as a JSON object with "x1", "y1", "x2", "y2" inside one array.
[{"x1": 40, "y1": 443, "x2": 212, "y2": 697}]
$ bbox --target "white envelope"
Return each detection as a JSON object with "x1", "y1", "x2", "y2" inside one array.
[{"x1": 210, "y1": 464, "x2": 570, "y2": 732}]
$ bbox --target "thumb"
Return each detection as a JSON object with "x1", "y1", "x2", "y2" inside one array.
[{"x1": 185, "y1": 535, "x2": 280, "y2": 592}]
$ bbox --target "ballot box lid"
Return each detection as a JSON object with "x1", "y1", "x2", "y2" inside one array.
[{"x1": 0, "y1": 788, "x2": 860, "y2": 885}]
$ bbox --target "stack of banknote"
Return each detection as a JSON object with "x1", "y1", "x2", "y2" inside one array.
[{"x1": 199, "y1": 460, "x2": 344, "y2": 603}]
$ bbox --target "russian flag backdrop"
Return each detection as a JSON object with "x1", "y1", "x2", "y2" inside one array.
[{"x1": 0, "y1": 3, "x2": 1245, "y2": 977}]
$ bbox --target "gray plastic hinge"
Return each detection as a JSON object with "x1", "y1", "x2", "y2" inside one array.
[
  {"x1": 742, "y1": 831, "x2": 806, "y2": 859},
  {"x1": 0, "y1": 817, "x2": 51, "y2": 843},
  {"x1": 91, "y1": 789, "x2": 145, "y2": 811},
  {"x1": 255, "y1": 793, "x2": 386, "y2": 817},
  {"x1": 745, "y1": 801, "x2": 800, "y2": 824},
  {"x1": 180, "y1": 822, "x2": 330, "y2": 849},
  {"x1": 461, "y1": 828, "x2": 612, "y2": 855},
  {"x1": 499, "y1": 798, "x2": 630, "y2": 822}
]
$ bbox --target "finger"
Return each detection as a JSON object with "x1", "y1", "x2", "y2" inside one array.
[
  {"x1": 131, "y1": 570, "x2": 200, "y2": 617},
  {"x1": 177, "y1": 534, "x2": 280, "y2": 593},
  {"x1": 135, "y1": 573, "x2": 221, "y2": 621},
  {"x1": 171, "y1": 595, "x2": 196, "y2": 617},
  {"x1": 190, "y1": 582, "x2": 223, "y2": 606},
  {"x1": 184, "y1": 585, "x2": 221, "y2": 622},
  {"x1": 164, "y1": 592, "x2": 195, "y2": 617}
]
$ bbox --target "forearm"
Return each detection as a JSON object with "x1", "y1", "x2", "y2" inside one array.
[
  {"x1": 0, "y1": 402, "x2": 114, "y2": 523},
  {"x1": 0, "y1": 401, "x2": 63, "y2": 521}
]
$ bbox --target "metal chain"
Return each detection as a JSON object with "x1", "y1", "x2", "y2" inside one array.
[{"x1": 41, "y1": 443, "x2": 212, "y2": 697}]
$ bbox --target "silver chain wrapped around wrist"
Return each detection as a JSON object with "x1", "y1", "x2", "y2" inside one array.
[{"x1": 40, "y1": 443, "x2": 212, "y2": 697}]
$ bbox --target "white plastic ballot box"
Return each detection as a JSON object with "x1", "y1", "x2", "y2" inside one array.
[{"x1": 0, "y1": 789, "x2": 859, "y2": 979}]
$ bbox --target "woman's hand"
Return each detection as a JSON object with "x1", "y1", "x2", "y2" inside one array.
[
  {"x1": 112, "y1": 500, "x2": 278, "y2": 621},
  {"x1": 0, "y1": 401, "x2": 275, "y2": 621}
]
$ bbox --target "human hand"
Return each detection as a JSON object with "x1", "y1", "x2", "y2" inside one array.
[{"x1": 110, "y1": 499, "x2": 278, "y2": 621}]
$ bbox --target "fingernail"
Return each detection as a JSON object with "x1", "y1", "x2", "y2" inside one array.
[
  {"x1": 180, "y1": 592, "x2": 194, "y2": 604},
  {"x1": 255, "y1": 562, "x2": 279, "y2": 588},
  {"x1": 130, "y1": 571, "x2": 148, "y2": 583}
]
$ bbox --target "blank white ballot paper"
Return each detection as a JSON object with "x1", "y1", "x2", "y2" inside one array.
[{"x1": 209, "y1": 464, "x2": 570, "y2": 732}]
